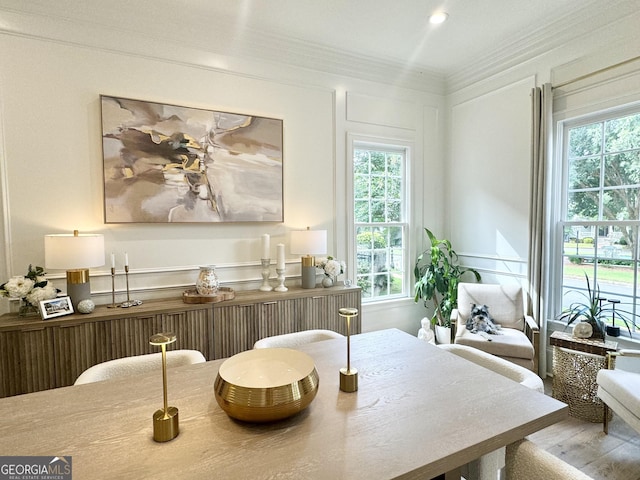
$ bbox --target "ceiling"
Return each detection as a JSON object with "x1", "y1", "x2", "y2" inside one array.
[
  {"x1": 183, "y1": 0, "x2": 631, "y2": 73},
  {"x1": 2, "y1": 0, "x2": 639, "y2": 90}
]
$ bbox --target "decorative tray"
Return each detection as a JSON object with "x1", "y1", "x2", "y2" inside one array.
[{"x1": 182, "y1": 287, "x2": 235, "y2": 304}]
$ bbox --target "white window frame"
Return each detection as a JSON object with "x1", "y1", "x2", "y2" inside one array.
[
  {"x1": 346, "y1": 134, "x2": 412, "y2": 303},
  {"x1": 550, "y1": 102, "x2": 640, "y2": 339}
]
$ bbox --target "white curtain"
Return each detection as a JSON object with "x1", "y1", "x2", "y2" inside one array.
[{"x1": 528, "y1": 83, "x2": 552, "y2": 377}]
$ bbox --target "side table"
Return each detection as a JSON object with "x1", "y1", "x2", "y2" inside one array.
[{"x1": 549, "y1": 331, "x2": 618, "y2": 422}]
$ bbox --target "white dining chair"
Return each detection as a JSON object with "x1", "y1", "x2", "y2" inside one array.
[
  {"x1": 438, "y1": 343, "x2": 544, "y2": 392},
  {"x1": 253, "y1": 329, "x2": 344, "y2": 349},
  {"x1": 438, "y1": 343, "x2": 544, "y2": 480},
  {"x1": 74, "y1": 349, "x2": 206, "y2": 385}
]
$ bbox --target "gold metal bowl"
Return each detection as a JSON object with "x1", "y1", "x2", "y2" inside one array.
[{"x1": 214, "y1": 348, "x2": 320, "y2": 422}]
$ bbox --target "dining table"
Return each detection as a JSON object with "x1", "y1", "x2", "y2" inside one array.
[{"x1": 0, "y1": 328, "x2": 567, "y2": 479}]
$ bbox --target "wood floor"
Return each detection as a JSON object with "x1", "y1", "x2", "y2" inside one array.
[{"x1": 525, "y1": 379, "x2": 640, "y2": 480}]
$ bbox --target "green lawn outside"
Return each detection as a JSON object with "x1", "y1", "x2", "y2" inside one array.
[{"x1": 563, "y1": 262, "x2": 635, "y2": 284}]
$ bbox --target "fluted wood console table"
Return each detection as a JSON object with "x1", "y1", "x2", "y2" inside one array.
[{"x1": 0, "y1": 286, "x2": 361, "y2": 397}]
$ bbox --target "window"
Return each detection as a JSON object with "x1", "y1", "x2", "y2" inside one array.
[
  {"x1": 558, "y1": 108, "x2": 640, "y2": 337},
  {"x1": 352, "y1": 141, "x2": 409, "y2": 301}
]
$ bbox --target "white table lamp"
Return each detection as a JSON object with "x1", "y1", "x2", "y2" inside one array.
[
  {"x1": 290, "y1": 227, "x2": 327, "y2": 289},
  {"x1": 44, "y1": 230, "x2": 105, "y2": 308}
]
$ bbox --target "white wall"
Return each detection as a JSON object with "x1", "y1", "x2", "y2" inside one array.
[
  {"x1": 448, "y1": 76, "x2": 534, "y2": 286},
  {"x1": 0, "y1": 18, "x2": 443, "y2": 335}
]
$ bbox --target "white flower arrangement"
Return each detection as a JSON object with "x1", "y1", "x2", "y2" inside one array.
[
  {"x1": 315, "y1": 256, "x2": 346, "y2": 278},
  {"x1": 0, "y1": 265, "x2": 59, "y2": 307}
]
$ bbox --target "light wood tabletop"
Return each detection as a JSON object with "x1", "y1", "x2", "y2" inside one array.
[{"x1": 0, "y1": 328, "x2": 567, "y2": 479}]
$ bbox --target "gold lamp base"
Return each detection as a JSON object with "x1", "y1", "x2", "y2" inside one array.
[
  {"x1": 340, "y1": 367, "x2": 358, "y2": 393},
  {"x1": 153, "y1": 406, "x2": 179, "y2": 442}
]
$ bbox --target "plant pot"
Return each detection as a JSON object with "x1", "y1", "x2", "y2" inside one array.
[{"x1": 434, "y1": 325, "x2": 452, "y2": 344}]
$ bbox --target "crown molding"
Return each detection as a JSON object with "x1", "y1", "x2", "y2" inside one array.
[
  {"x1": 445, "y1": 0, "x2": 640, "y2": 93},
  {"x1": 1, "y1": 1, "x2": 637, "y2": 97},
  {"x1": 0, "y1": 5, "x2": 446, "y2": 96}
]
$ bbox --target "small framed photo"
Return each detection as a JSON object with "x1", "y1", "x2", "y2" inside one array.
[{"x1": 39, "y1": 296, "x2": 74, "y2": 320}]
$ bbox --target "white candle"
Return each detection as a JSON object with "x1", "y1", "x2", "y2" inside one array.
[
  {"x1": 262, "y1": 234, "x2": 270, "y2": 259},
  {"x1": 124, "y1": 252, "x2": 129, "y2": 267},
  {"x1": 277, "y1": 243, "x2": 285, "y2": 269},
  {"x1": 111, "y1": 252, "x2": 115, "y2": 268}
]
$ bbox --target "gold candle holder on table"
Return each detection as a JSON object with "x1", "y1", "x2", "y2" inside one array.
[
  {"x1": 150, "y1": 332, "x2": 179, "y2": 442},
  {"x1": 338, "y1": 307, "x2": 358, "y2": 393},
  {"x1": 107, "y1": 267, "x2": 118, "y2": 308},
  {"x1": 121, "y1": 265, "x2": 142, "y2": 308}
]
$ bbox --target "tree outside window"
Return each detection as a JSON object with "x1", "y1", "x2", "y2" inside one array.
[{"x1": 561, "y1": 110, "x2": 640, "y2": 336}]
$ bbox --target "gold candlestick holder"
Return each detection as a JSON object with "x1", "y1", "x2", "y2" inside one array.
[
  {"x1": 150, "y1": 332, "x2": 179, "y2": 442},
  {"x1": 121, "y1": 265, "x2": 142, "y2": 308},
  {"x1": 107, "y1": 267, "x2": 118, "y2": 308},
  {"x1": 338, "y1": 307, "x2": 358, "y2": 393}
]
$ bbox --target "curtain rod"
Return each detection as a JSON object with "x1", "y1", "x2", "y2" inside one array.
[{"x1": 552, "y1": 54, "x2": 640, "y2": 90}]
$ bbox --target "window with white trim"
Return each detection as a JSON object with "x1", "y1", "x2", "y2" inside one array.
[
  {"x1": 557, "y1": 106, "x2": 640, "y2": 337},
  {"x1": 351, "y1": 140, "x2": 409, "y2": 302}
]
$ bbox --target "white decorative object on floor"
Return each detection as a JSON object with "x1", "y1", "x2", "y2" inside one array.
[{"x1": 417, "y1": 317, "x2": 436, "y2": 345}]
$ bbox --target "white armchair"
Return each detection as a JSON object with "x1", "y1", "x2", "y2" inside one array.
[
  {"x1": 452, "y1": 283, "x2": 539, "y2": 372},
  {"x1": 596, "y1": 349, "x2": 640, "y2": 434}
]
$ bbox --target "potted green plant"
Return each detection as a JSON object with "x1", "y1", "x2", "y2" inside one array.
[
  {"x1": 558, "y1": 273, "x2": 639, "y2": 339},
  {"x1": 414, "y1": 228, "x2": 481, "y2": 343}
]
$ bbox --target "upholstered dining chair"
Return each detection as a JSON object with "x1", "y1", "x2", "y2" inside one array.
[
  {"x1": 439, "y1": 344, "x2": 544, "y2": 480},
  {"x1": 74, "y1": 349, "x2": 206, "y2": 385},
  {"x1": 438, "y1": 343, "x2": 543, "y2": 392},
  {"x1": 253, "y1": 329, "x2": 344, "y2": 349},
  {"x1": 505, "y1": 439, "x2": 594, "y2": 480},
  {"x1": 596, "y1": 349, "x2": 640, "y2": 435},
  {"x1": 452, "y1": 283, "x2": 539, "y2": 372}
]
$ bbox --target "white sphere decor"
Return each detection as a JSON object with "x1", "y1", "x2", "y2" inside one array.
[{"x1": 77, "y1": 299, "x2": 95, "y2": 314}]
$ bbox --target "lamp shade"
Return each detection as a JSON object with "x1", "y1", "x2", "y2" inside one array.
[
  {"x1": 44, "y1": 232, "x2": 105, "y2": 269},
  {"x1": 290, "y1": 229, "x2": 327, "y2": 255}
]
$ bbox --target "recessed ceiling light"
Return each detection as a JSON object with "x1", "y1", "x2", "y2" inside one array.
[{"x1": 429, "y1": 12, "x2": 449, "y2": 25}]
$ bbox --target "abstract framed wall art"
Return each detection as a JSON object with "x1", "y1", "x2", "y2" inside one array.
[{"x1": 100, "y1": 95, "x2": 283, "y2": 223}]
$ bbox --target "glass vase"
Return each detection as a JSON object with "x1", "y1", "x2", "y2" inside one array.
[
  {"x1": 18, "y1": 300, "x2": 39, "y2": 317},
  {"x1": 196, "y1": 265, "x2": 220, "y2": 295}
]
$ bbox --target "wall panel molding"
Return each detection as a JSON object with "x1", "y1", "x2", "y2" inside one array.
[{"x1": 458, "y1": 252, "x2": 527, "y2": 281}]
